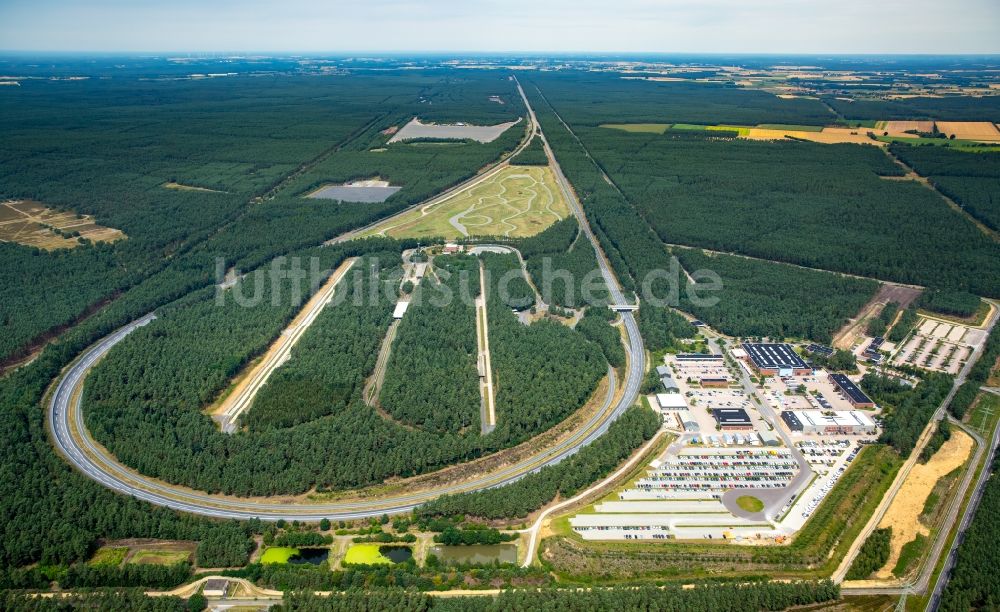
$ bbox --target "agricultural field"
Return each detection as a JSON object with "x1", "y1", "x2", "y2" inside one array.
[
  {"x1": 0, "y1": 200, "x2": 124, "y2": 249},
  {"x1": 361, "y1": 165, "x2": 569, "y2": 240}
]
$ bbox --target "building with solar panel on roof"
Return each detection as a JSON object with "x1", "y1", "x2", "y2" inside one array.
[{"x1": 740, "y1": 342, "x2": 812, "y2": 377}]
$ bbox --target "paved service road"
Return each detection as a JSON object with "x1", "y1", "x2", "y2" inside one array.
[{"x1": 46, "y1": 76, "x2": 647, "y2": 522}]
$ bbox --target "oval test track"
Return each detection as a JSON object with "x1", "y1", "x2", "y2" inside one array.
[{"x1": 47, "y1": 79, "x2": 647, "y2": 521}]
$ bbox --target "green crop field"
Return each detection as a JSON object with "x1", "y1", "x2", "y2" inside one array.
[{"x1": 362, "y1": 165, "x2": 569, "y2": 240}]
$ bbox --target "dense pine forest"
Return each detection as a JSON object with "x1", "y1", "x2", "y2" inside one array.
[
  {"x1": 380, "y1": 255, "x2": 481, "y2": 433},
  {"x1": 675, "y1": 248, "x2": 879, "y2": 342},
  {"x1": 0, "y1": 71, "x2": 522, "y2": 366},
  {"x1": 891, "y1": 143, "x2": 1000, "y2": 232},
  {"x1": 939, "y1": 453, "x2": 1000, "y2": 610}
]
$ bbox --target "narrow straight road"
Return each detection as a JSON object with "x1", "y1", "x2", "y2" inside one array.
[{"x1": 45, "y1": 74, "x2": 648, "y2": 522}]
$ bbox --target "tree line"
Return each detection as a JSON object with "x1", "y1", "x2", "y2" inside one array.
[{"x1": 279, "y1": 580, "x2": 841, "y2": 612}]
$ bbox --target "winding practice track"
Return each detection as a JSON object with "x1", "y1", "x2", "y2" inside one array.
[{"x1": 47, "y1": 78, "x2": 646, "y2": 521}]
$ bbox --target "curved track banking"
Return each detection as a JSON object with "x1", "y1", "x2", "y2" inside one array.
[{"x1": 47, "y1": 79, "x2": 647, "y2": 522}]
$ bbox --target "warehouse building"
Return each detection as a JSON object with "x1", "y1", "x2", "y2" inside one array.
[
  {"x1": 828, "y1": 373, "x2": 876, "y2": 408},
  {"x1": 656, "y1": 392, "x2": 687, "y2": 411},
  {"x1": 656, "y1": 365, "x2": 680, "y2": 391},
  {"x1": 711, "y1": 408, "x2": 753, "y2": 431},
  {"x1": 671, "y1": 410, "x2": 699, "y2": 432},
  {"x1": 758, "y1": 430, "x2": 781, "y2": 446},
  {"x1": 740, "y1": 342, "x2": 811, "y2": 376},
  {"x1": 782, "y1": 410, "x2": 876, "y2": 435}
]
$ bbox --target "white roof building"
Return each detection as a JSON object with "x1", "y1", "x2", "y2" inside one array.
[{"x1": 656, "y1": 393, "x2": 687, "y2": 411}]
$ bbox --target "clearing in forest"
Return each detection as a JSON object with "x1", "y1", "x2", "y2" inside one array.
[
  {"x1": 872, "y1": 429, "x2": 973, "y2": 579},
  {"x1": 0, "y1": 199, "x2": 125, "y2": 250},
  {"x1": 600, "y1": 123, "x2": 671, "y2": 134},
  {"x1": 361, "y1": 165, "x2": 569, "y2": 240},
  {"x1": 387, "y1": 117, "x2": 520, "y2": 143}
]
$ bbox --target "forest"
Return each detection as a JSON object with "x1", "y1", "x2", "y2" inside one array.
[
  {"x1": 279, "y1": 580, "x2": 841, "y2": 611},
  {"x1": 845, "y1": 527, "x2": 891, "y2": 580},
  {"x1": 866, "y1": 302, "x2": 899, "y2": 337},
  {"x1": 862, "y1": 371, "x2": 954, "y2": 456},
  {"x1": 526, "y1": 72, "x2": 834, "y2": 126},
  {"x1": 380, "y1": 255, "x2": 481, "y2": 433},
  {"x1": 939, "y1": 454, "x2": 1000, "y2": 611},
  {"x1": 525, "y1": 80, "x2": 887, "y2": 346},
  {"x1": 479, "y1": 252, "x2": 535, "y2": 310},
  {"x1": 888, "y1": 307, "x2": 919, "y2": 343},
  {"x1": 416, "y1": 405, "x2": 660, "y2": 520},
  {"x1": 674, "y1": 248, "x2": 879, "y2": 342},
  {"x1": 0, "y1": 70, "x2": 522, "y2": 366},
  {"x1": 917, "y1": 288, "x2": 984, "y2": 319},
  {"x1": 80, "y1": 239, "x2": 610, "y2": 495},
  {"x1": 638, "y1": 306, "x2": 698, "y2": 353},
  {"x1": 825, "y1": 94, "x2": 1000, "y2": 122},
  {"x1": 570, "y1": 125, "x2": 999, "y2": 297},
  {"x1": 483, "y1": 264, "x2": 607, "y2": 442},
  {"x1": 891, "y1": 143, "x2": 1000, "y2": 231},
  {"x1": 244, "y1": 255, "x2": 400, "y2": 430},
  {"x1": 514, "y1": 217, "x2": 610, "y2": 309},
  {"x1": 509, "y1": 133, "x2": 548, "y2": 166},
  {"x1": 575, "y1": 308, "x2": 627, "y2": 368}
]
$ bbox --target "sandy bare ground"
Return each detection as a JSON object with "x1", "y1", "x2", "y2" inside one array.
[
  {"x1": 873, "y1": 430, "x2": 973, "y2": 578},
  {"x1": 831, "y1": 284, "x2": 921, "y2": 350},
  {"x1": 935, "y1": 121, "x2": 1000, "y2": 142},
  {"x1": 0, "y1": 199, "x2": 125, "y2": 250}
]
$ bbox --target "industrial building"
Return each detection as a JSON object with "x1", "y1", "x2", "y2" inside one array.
[
  {"x1": 828, "y1": 373, "x2": 875, "y2": 408},
  {"x1": 758, "y1": 430, "x2": 781, "y2": 446},
  {"x1": 203, "y1": 579, "x2": 229, "y2": 598},
  {"x1": 656, "y1": 365, "x2": 679, "y2": 391},
  {"x1": 781, "y1": 410, "x2": 876, "y2": 435},
  {"x1": 392, "y1": 301, "x2": 410, "y2": 319},
  {"x1": 655, "y1": 393, "x2": 687, "y2": 411},
  {"x1": 670, "y1": 410, "x2": 699, "y2": 431},
  {"x1": 741, "y1": 342, "x2": 811, "y2": 376},
  {"x1": 711, "y1": 408, "x2": 753, "y2": 431}
]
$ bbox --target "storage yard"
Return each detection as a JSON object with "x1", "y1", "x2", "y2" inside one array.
[{"x1": 890, "y1": 316, "x2": 987, "y2": 374}]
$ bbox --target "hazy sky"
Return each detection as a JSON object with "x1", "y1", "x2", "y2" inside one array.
[{"x1": 1, "y1": 0, "x2": 998, "y2": 54}]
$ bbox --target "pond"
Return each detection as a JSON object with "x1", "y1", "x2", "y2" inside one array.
[
  {"x1": 379, "y1": 546, "x2": 413, "y2": 563},
  {"x1": 288, "y1": 547, "x2": 329, "y2": 565},
  {"x1": 429, "y1": 544, "x2": 517, "y2": 565},
  {"x1": 343, "y1": 543, "x2": 413, "y2": 565}
]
